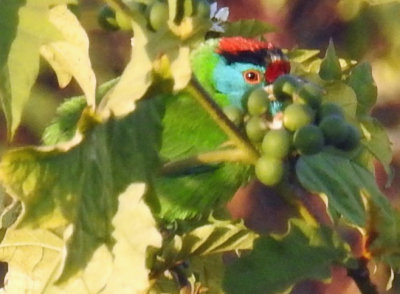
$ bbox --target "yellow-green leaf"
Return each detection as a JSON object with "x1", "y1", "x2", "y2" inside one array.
[
  {"x1": 0, "y1": 0, "x2": 76, "y2": 138},
  {"x1": 40, "y1": 5, "x2": 96, "y2": 108}
]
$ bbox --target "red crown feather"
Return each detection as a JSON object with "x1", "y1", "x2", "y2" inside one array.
[{"x1": 216, "y1": 37, "x2": 275, "y2": 54}]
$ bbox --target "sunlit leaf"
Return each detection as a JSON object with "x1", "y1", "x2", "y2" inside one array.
[
  {"x1": 98, "y1": 23, "x2": 153, "y2": 118},
  {"x1": 0, "y1": 184, "x2": 161, "y2": 294},
  {"x1": 0, "y1": 0, "x2": 76, "y2": 137},
  {"x1": 40, "y1": 5, "x2": 96, "y2": 108},
  {"x1": 0, "y1": 98, "x2": 163, "y2": 281},
  {"x1": 223, "y1": 219, "x2": 351, "y2": 294}
]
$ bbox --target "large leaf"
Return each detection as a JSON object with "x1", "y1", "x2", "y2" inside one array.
[
  {"x1": 346, "y1": 62, "x2": 377, "y2": 116},
  {"x1": 0, "y1": 97, "x2": 163, "y2": 281},
  {"x1": 0, "y1": 183, "x2": 161, "y2": 293},
  {"x1": 223, "y1": 219, "x2": 351, "y2": 294},
  {"x1": 0, "y1": 0, "x2": 77, "y2": 137},
  {"x1": 360, "y1": 117, "x2": 392, "y2": 174},
  {"x1": 296, "y1": 151, "x2": 392, "y2": 227},
  {"x1": 156, "y1": 219, "x2": 257, "y2": 268},
  {"x1": 40, "y1": 5, "x2": 96, "y2": 108}
]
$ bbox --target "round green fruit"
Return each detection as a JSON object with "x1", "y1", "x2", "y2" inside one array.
[
  {"x1": 149, "y1": 1, "x2": 169, "y2": 31},
  {"x1": 245, "y1": 116, "x2": 268, "y2": 142},
  {"x1": 273, "y1": 74, "x2": 302, "y2": 100},
  {"x1": 261, "y1": 129, "x2": 292, "y2": 159},
  {"x1": 255, "y1": 156, "x2": 285, "y2": 186},
  {"x1": 283, "y1": 104, "x2": 315, "y2": 131},
  {"x1": 293, "y1": 124, "x2": 325, "y2": 155},
  {"x1": 294, "y1": 82, "x2": 323, "y2": 109},
  {"x1": 246, "y1": 87, "x2": 269, "y2": 116},
  {"x1": 318, "y1": 102, "x2": 344, "y2": 120},
  {"x1": 338, "y1": 124, "x2": 361, "y2": 151},
  {"x1": 319, "y1": 115, "x2": 349, "y2": 146},
  {"x1": 98, "y1": 5, "x2": 119, "y2": 31},
  {"x1": 223, "y1": 105, "x2": 243, "y2": 126}
]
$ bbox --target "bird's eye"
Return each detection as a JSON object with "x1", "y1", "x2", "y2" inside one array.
[{"x1": 243, "y1": 70, "x2": 262, "y2": 84}]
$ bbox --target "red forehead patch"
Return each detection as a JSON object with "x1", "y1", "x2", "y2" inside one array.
[{"x1": 216, "y1": 37, "x2": 275, "y2": 54}]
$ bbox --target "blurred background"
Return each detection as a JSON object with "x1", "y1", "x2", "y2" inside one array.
[{"x1": 7, "y1": 0, "x2": 400, "y2": 293}]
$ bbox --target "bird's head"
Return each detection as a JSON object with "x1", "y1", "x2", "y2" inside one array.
[{"x1": 191, "y1": 37, "x2": 290, "y2": 112}]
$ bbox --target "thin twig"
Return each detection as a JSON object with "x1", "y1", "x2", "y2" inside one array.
[{"x1": 186, "y1": 77, "x2": 259, "y2": 164}]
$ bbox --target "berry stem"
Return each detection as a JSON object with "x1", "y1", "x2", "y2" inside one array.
[{"x1": 187, "y1": 77, "x2": 260, "y2": 164}]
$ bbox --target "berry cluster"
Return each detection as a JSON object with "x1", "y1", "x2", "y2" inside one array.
[{"x1": 224, "y1": 74, "x2": 362, "y2": 186}]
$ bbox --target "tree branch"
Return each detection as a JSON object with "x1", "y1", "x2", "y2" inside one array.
[{"x1": 347, "y1": 257, "x2": 379, "y2": 294}]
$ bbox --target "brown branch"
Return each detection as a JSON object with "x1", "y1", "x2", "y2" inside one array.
[{"x1": 347, "y1": 257, "x2": 379, "y2": 294}]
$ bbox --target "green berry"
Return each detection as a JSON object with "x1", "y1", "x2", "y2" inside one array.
[
  {"x1": 98, "y1": 5, "x2": 119, "y2": 31},
  {"x1": 149, "y1": 1, "x2": 169, "y2": 31},
  {"x1": 294, "y1": 83, "x2": 323, "y2": 109},
  {"x1": 261, "y1": 129, "x2": 292, "y2": 159},
  {"x1": 338, "y1": 124, "x2": 361, "y2": 151},
  {"x1": 283, "y1": 104, "x2": 315, "y2": 131},
  {"x1": 293, "y1": 124, "x2": 325, "y2": 155},
  {"x1": 319, "y1": 115, "x2": 349, "y2": 146},
  {"x1": 318, "y1": 102, "x2": 344, "y2": 120},
  {"x1": 255, "y1": 156, "x2": 285, "y2": 186},
  {"x1": 273, "y1": 74, "x2": 302, "y2": 100},
  {"x1": 223, "y1": 105, "x2": 243, "y2": 126},
  {"x1": 245, "y1": 116, "x2": 268, "y2": 142},
  {"x1": 247, "y1": 87, "x2": 269, "y2": 116}
]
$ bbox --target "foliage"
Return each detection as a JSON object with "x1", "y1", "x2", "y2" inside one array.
[{"x1": 0, "y1": 0, "x2": 397, "y2": 294}]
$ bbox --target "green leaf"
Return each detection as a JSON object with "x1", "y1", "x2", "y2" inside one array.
[
  {"x1": 0, "y1": 98, "x2": 163, "y2": 281},
  {"x1": 319, "y1": 40, "x2": 342, "y2": 81},
  {"x1": 158, "y1": 219, "x2": 257, "y2": 265},
  {"x1": 346, "y1": 62, "x2": 378, "y2": 116},
  {"x1": 0, "y1": 0, "x2": 77, "y2": 137},
  {"x1": 360, "y1": 117, "x2": 392, "y2": 175},
  {"x1": 95, "y1": 183, "x2": 162, "y2": 294},
  {"x1": 189, "y1": 254, "x2": 227, "y2": 294},
  {"x1": 42, "y1": 78, "x2": 119, "y2": 145},
  {"x1": 98, "y1": 22, "x2": 153, "y2": 117},
  {"x1": 0, "y1": 183, "x2": 161, "y2": 293},
  {"x1": 223, "y1": 19, "x2": 275, "y2": 38},
  {"x1": 296, "y1": 151, "x2": 390, "y2": 227},
  {"x1": 223, "y1": 219, "x2": 351, "y2": 294},
  {"x1": 40, "y1": 5, "x2": 96, "y2": 108}
]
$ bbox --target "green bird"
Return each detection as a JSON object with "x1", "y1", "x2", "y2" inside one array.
[
  {"x1": 156, "y1": 36, "x2": 291, "y2": 221},
  {"x1": 42, "y1": 36, "x2": 290, "y2": 222}
]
